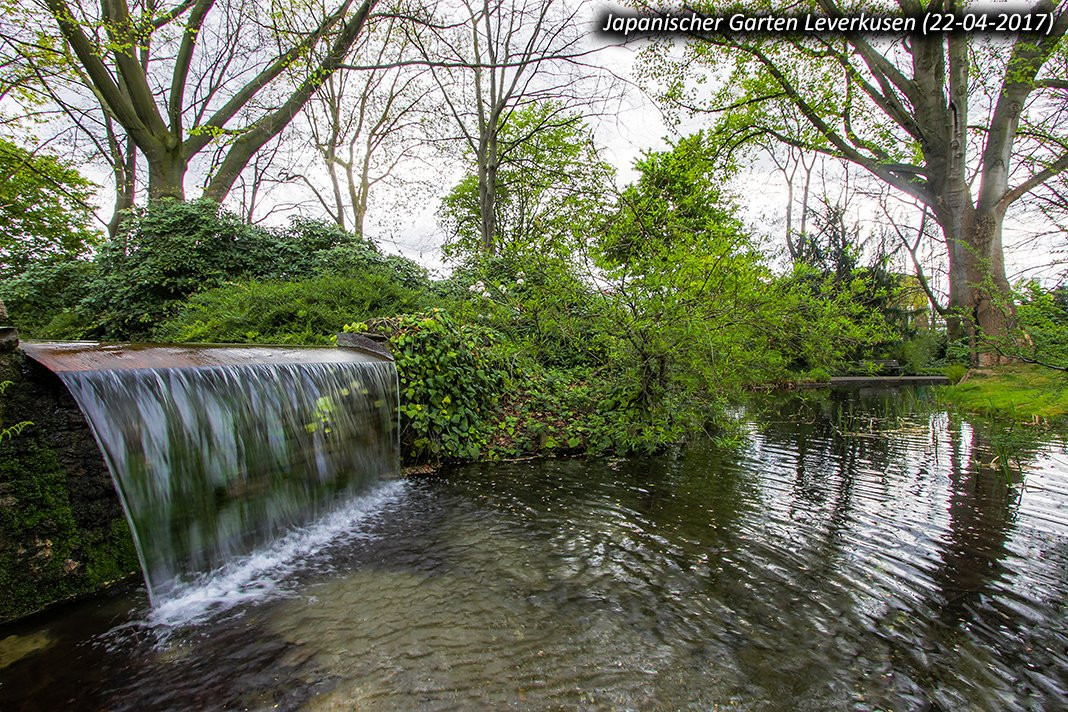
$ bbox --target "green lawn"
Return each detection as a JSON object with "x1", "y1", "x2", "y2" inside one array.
[{"x1": 939, "y1": 365, "x2": 1068, "y2": 421}]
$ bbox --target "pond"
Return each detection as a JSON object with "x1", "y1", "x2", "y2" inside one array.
[{"x1": 1, "y1": 388, "x2": 1066, "y2": 710}]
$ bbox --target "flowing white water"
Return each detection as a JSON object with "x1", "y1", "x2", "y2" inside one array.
[
  {"x1": 57, "y1": 358, "x2": 400, "y2": 604},
  {"x1": 147, "y1": 479, "x2": 407, "y2": 629}
]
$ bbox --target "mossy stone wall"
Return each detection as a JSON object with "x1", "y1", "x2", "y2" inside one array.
[{"x1": 0, "y1": 349, "x2": 139, "y2": 623}]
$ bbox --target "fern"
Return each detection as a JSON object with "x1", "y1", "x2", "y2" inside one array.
[
  {"x1": 0, "y1": 380, "x2": 32, "y2": 444},
  {"x1": 0, "y1": 420, "x2": 30, "y2": 442}
]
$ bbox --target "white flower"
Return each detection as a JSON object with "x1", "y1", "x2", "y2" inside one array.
[{"x1": 516, "y1": 278, "x2": 525, "y2": 286}]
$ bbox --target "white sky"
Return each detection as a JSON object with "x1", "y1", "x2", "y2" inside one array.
[
  {"x1": 69, "y1": 1, "x2": 1064, "y2": 288},
  {"x1": 361, "y1": 15, "x2": 1063, "y2": 289}
]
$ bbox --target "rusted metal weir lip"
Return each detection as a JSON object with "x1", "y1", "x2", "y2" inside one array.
[{"x1": 20, "y1": 341, "x2": 389, "y2": 373}]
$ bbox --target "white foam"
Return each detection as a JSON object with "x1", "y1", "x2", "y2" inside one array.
[{"x1": 145, "y1": 480, "x2": 408, "y2": 629}]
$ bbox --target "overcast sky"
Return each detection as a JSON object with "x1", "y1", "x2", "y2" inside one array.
[{"x1": 69, "y1": 1, "x2": 1063, "y2": 289}]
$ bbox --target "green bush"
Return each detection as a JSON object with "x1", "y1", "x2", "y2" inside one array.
[
  {"x1": 1015, "y1": 281, "x2": 1068, "y2": 369},
  {"x1": 445, "y1": 254, "x2": 609, "y2": 368},
  {"x1": 344, "y1": 309, "x2": 508, "y2": 462},
  {"x1": 944, "y1": 363, "x2": 968, "y2": 385},
  {"x1": 75, "y1": 200, "x2": 426, "y2": 341},
  {"x1": 311, "y1": 243, "x2": 429, "y2": 287},
  {"x1": 899, "y1": 330, "x2": 945, "y2": 374},
  {"x1": 804, "y1": 367, "x2": 832, "y2": 383},
  {"x1": 83, "y1": 200, "x2": 280, "y2": 339},
  {"x1": 156, "y1": 273, "x2": 428, "y2": 345},
  {"x1": 269, "y1": 217, "x2": 421, "y2": 281},
  {"x1": 0, "y1": 260, "x2": 97, "y2": 338}
]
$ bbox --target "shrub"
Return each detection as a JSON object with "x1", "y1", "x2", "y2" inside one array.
[
  {"x1": 944, "y1": 363, "x2": 968, "y2": 384},
  {"x1": 449, "y1": 255, "x2": 609, "y2": 368},
  {"x1": 79, "y1": 201, "x2": 426, "y2": 341},
  {"x1": 344, "y1": 310, "x2": 508, "y2": 462},
  {"x1": 899, "y1": 330, "x2": 945, "y2": 374},
  {"x1": 0, "y1": 260, "x2": 97, "y2": 338},
  {"x1": 1015, "y1": 281, "x2": 1068, "y2": 370},
  {"x1": 267, "y1": 217, "x2": 384, "y2": 280},
  {"x1": 804, "y1": 367, "x2": 832, "y2": 383},
  {"x1": 83, "y1": 199, "x2": 276, "y2": 339},
  {"x1": 156, "y1": 273, "x2": 428, "y2": 345}
]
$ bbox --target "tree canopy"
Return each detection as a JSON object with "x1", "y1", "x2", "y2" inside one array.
[
  {"x1": 441, "y1": 102, "x2": 614, "y2": 261},
  {"x1": 0, "y1": 139, "x2": 100, "y2": 278},
  {"x1": 641, "y1": 0, "x2": 1068, "y2": 364},
  {"x1": 16, "y1": 0, "x2": 378, "y2": 203}
]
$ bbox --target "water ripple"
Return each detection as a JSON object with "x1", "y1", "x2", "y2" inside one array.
[{"x1": 3, "y1": 392, "x2": 1067, "y2": 712}]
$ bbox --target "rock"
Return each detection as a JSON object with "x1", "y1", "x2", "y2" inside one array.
[
  {"x1": 335, "y1": 332, "x2": 393, "y2": 361},
  {"x1": 0, "y1": 327, "x2": 18, "y2": 353},
  {"x1": 0, "y1": 631, "x2": 56, "y2": 669},
  {"x1": 0, "y1": 349, "x2": 137, "y2": 622}
]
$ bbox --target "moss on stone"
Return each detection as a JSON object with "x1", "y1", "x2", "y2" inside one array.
[
  {"x1": 0, "y1": 351, "x2": 140, "y2": 622},
  {"x1": 0, "y1": 439, "x2": 138, "y2": 621},
  {"x1": 83, "y1": 517, "x2": 139, "y2": 589}
]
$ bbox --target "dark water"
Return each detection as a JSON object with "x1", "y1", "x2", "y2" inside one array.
[{"x1": 2, "y1": 389, "x2": 1067, "y2": 710}]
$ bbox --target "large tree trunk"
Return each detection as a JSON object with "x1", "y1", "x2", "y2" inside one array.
[
  {"x1": 147, "y1": 151, "x2": 187, "y2": 201},
  {"x1": 934, "y1": 195, "x2": 1016, "y2": 366},
  {"x1": 969, "y1": 207, "x2": 1016, "y2": 367},
  {"x1": 935, "y1": 188, "x2": 976, "y2": 347}
]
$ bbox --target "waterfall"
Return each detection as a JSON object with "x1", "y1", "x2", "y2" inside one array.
[{"x1": 25, "y1": 343, "x2": 399, "y2": 604}]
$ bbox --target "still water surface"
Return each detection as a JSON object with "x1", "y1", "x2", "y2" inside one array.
[{"x1": 2, "y1": 389, "x2": 1067, "y2": 710}]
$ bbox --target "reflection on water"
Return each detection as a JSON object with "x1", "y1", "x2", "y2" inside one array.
[{"x1": 1, "y1": 388, "x2": 1067, "y2": 710}]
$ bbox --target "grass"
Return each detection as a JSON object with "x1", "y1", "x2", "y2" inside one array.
[{"x1": 938, "y1": 364, "x2": 1068, "y2": 421}]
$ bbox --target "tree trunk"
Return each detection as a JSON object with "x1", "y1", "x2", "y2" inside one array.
[
  {"x1": 353, "y1": 171, "x2": 369, "y2": 238},
  {"x1": 784, "y1": 168, "x2": 795, "y2": 259},
  {"x1": 798, "y1": 152, "x2": 813, "y2": 246},
  {"x1": 326, "y1": 156, "x2": 347, "y2": 231},
  {"x1": 969, "y1": 207, "x2": 1016, "y2": 367},
  {"x1": 477, "y1": 125, "x2": 499, "y2": 254},
  {"x1": 934, "y1": 194, "x2": 1016, "y2": 366},
  {"x1": 934, "y1": 185, "x2": 975, "y2": 347},
  {"x1": 351, "y1": 145, "x2": 372, "y2": 237},
  {"x1": 147, "y1": 151, "x2": 187, "y2": 201},
  {"x1": 479, "y1": 160, "x2": 497, "y2": 254},
  {"x1": 105, "y1": 123, "x2": 137, "y2": 238},
  {"x1": 108, "y1": 144, "x2": 137, "y2": 237}
]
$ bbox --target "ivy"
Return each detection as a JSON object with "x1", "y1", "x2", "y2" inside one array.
[{"x1": 345, "y1": 309, "x2": 509, "y2": 462}]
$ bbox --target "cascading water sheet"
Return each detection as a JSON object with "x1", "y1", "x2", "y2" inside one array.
[{"x1": 54, "y1": 357, "x2": 398, "y2": 603}]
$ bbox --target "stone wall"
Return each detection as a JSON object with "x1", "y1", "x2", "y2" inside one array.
[{"x1": 0, "y1": 347, "x2": 139, "y2": 623}]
